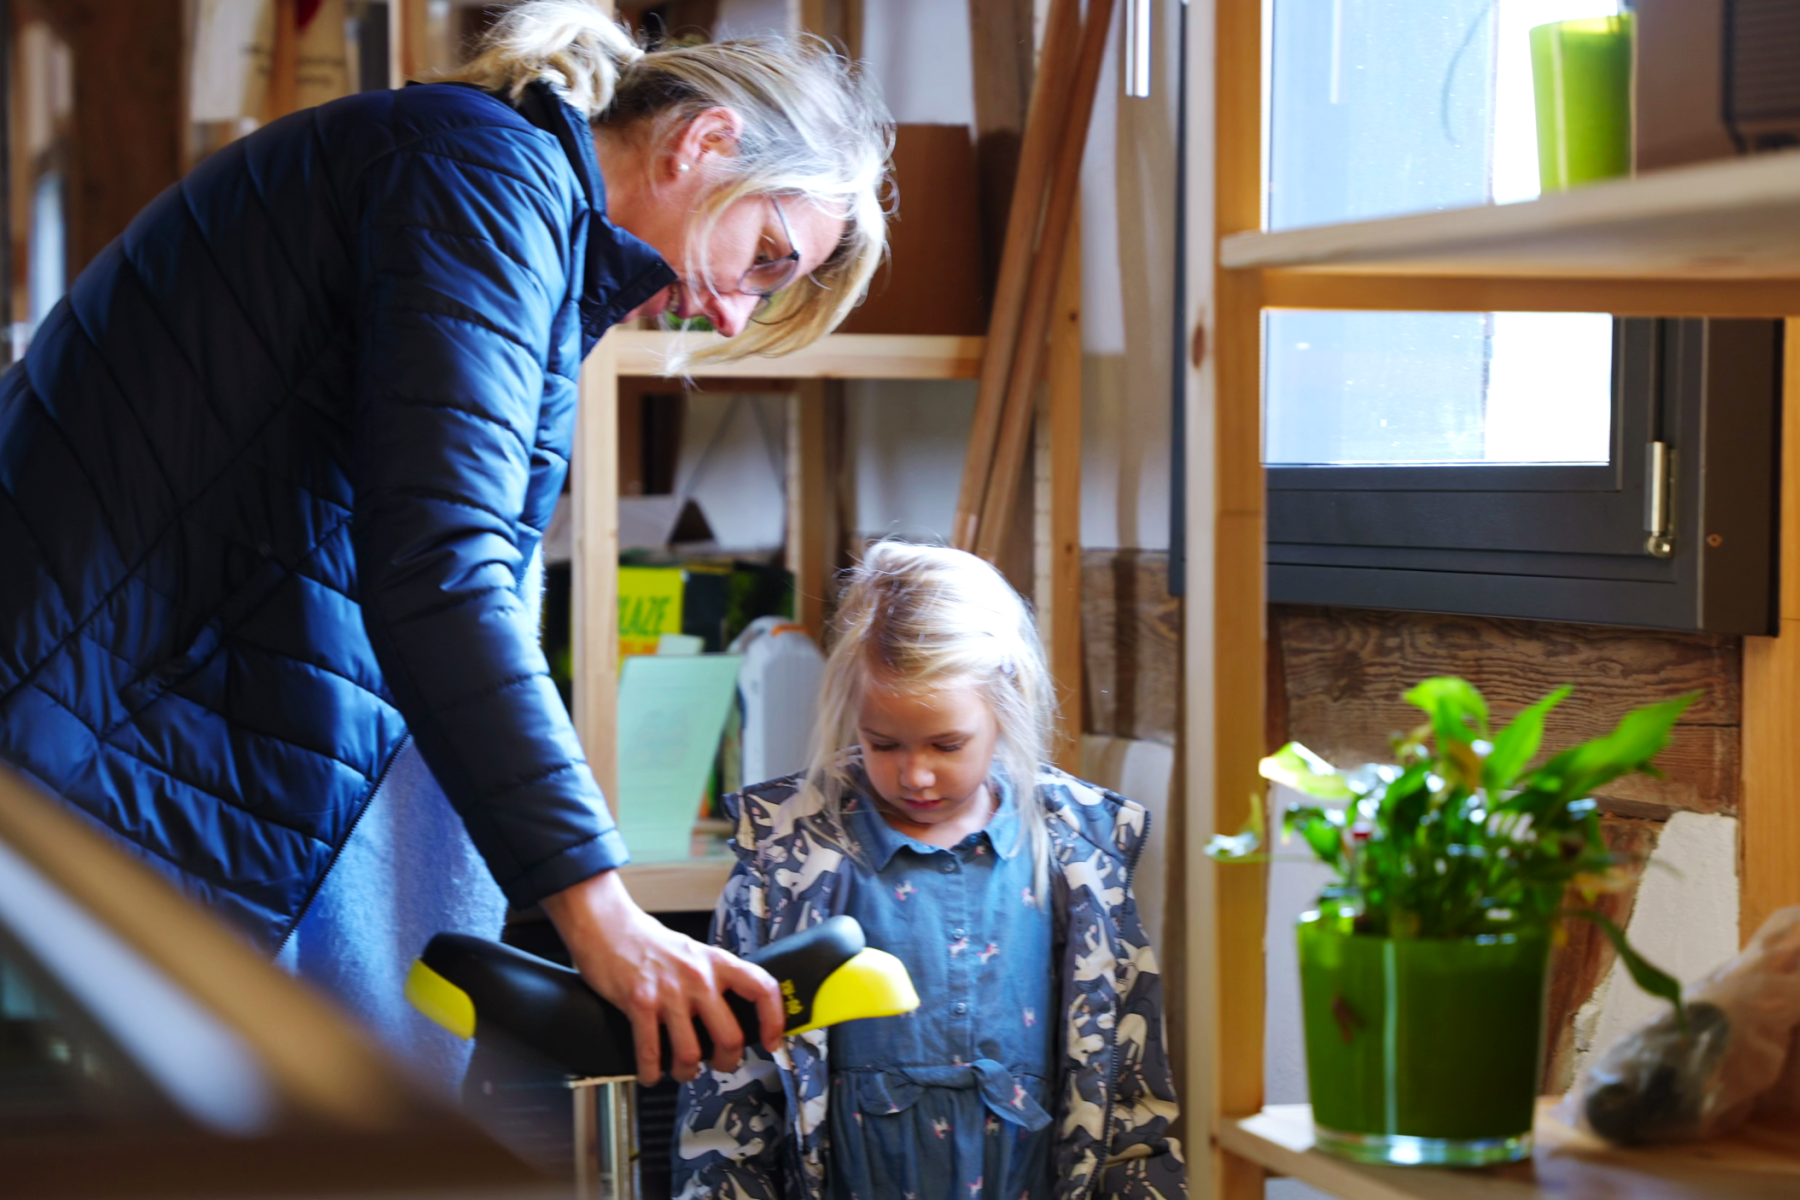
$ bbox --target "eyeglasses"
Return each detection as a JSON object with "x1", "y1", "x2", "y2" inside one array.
[{"x1": 740, "y1": 196, "x2": 802, "y2": 300}]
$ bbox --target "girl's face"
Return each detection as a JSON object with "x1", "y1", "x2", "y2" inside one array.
[{"x1": 857, "y1": 678, "x2": 1000, "y2": 848}]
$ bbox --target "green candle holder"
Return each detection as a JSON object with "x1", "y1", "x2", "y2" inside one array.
[
  {"x1": 1530, "y1": 14, "x2": 1634, "y2": 192},
  {"x1": 1298, "y1": 911, "x2": 1551, "y2": 1167}
]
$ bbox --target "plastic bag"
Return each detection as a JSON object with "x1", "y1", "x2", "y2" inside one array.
[{"x1": 1569, "y1": 905, "x2": 1800, "y2": 1145}]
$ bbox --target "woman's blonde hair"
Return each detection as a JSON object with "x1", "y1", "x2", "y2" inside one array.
[
  {"x1": 449, "y1": 1, "x2": 891, "y2": 368},
  {"x1": 804, "y1": 540, "x2": 1056, "y2": 898}
]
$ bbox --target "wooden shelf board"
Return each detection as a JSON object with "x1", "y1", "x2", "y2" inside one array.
[
  {"x1": 1221, "y1": 151, "x2": 1800, "y2": 282},
  {"x1": 613, "y1": 331, "x2": 985, "y2": 380},
  {"x1": 1218, "y1": 1102, "x2": 1800, "y2": 1200},
  {"x1": 616, "y1": 857, "x2": 734, "y2": 913}
]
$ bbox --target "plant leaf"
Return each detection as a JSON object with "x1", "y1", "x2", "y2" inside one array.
[
  {"x1": 1405, "y1": 677, "x2": 1490, "y2": 746},
  {"x1": 1284, "y1": 804, "x2": 1347, "y2": 871},
  {"x1": 1205, "y1": 792, "x2": 1266, "y2": 862},
  {"x1": 1569, "y1": 908, "x2": 1687, "y2": 1030},
  {"x1": 1483, "y1": 685, "x2": 1572, "y2": 793},
  {"x1": 1526, "y1": 692, "x2": 1699, "y2": 803},
  {"x1": 1259, "y1": 743, "x2": 1358, "y2": 800}
]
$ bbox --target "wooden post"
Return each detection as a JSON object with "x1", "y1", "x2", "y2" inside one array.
[
  {"x1": 574, "y1": 334, "x2": 621, "y2": 811},
  {"x1": 1740, "y1": 314, "x2": 1800, "y2": 945},
  {"x1": 953, "y1": 0, "x2": 1081, "y2": 551},
  {"x1": 56, "y1": 0, "x2": 183, "y2": 275},
  {"x1": 1209, "y1": 0, "x2": 1268, "y2": 1196},
  {"x1": 967, "y1": 0, "x2": 1036, "y2": 304},
  {"x1": 972, "y1": 0, "x2": 1114, "y2": 564},
  {"x1": 787, "y1": 381, "x2": 831, "y2": 642},
  {"x1": 1036, "y1": 218, "x2": 1082, "y2": 773},
  {"x1": 389, "y1": 0, "x2": 431, "y2": 87},
  {"x1": 265, "y1": 0, "x2": 299, "y2": 122}
]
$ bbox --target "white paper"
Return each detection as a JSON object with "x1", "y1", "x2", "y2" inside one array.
[{"x1": 615, "y1": 654, "x2": 743, "y2": 862}]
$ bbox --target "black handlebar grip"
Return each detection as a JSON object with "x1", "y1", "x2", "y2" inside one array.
[{"x1": 415, "y1": 916, "x2": 868, "y2": 1077}]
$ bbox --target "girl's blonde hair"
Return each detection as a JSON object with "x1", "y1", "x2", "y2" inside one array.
[
  {"x1": 804, "y1": 541, "x2": 1055, "y2": 898},
  {"x1": 448, "y1": 1, "x2": 891, "y2": 369}
]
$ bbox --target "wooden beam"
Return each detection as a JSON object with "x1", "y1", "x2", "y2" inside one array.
[
  {"x1": 389, "y1": 0, "x2": 431, "y2": 87},
  {"x1": 967, "y1": 0, "x2": 1036, "y2": 304},
  {"x1": 952, "y1": 0, "x2": 1081, "y2": 550},
  {"x1": 1039, "y1": 218, "x2": 1082, "y2": 772},
  {"x1": 59, "y1": 0, "x2": 183, "y2": 275},
  {"x1": 615, "y1": 331, "x2": 985, "y2": 380},
  {"x1": 574, "y1": 334, "x2": 621, "y2": 811},
  {"x1": 1740, "y1": 315, "x2": 1800, "y2": 945},
  {"x1": 787, "y1": 381, "x2": 830, "y2": 641},
  {"x1": 265, "y1": 0, "x2": 299, "y2": 122},
  {"x1": 973, "y1": 0, "x2": 1114, "y2": 563},
  {"x1": 1260, "y1": 270, "x2": 1800, "y2": 318},
  {"x1": 1213, "y1": 0, "x2": 1268, "y2": 1195}
]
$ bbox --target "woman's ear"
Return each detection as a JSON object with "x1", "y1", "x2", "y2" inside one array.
[{"x1": 668, "y1": 105, "x2": 747, "y2": 178}]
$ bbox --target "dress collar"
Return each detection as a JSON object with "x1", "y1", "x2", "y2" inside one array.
[
  {"x1": 844, "y1": 768, "x2": 1023, "y2": 872},
  {"x1": 512, "y1": 82, "x2": 677, "y2": 348}
]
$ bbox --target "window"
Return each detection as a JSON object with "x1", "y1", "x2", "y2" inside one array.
[{"x1": 1262, "y1": 0, "x2": 1781, "y2": 632}]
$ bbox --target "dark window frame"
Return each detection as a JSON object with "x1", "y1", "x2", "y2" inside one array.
[{"x1": 1266, "y1": 318, "x2": 1783, "y2": 634}]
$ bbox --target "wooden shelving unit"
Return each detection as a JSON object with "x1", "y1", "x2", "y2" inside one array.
[
  {"x1": 1196, "y1": 3, "x2": 1800, "y2": 1198},
  {"x1": 1218, "y1": 1103, "x2": 1800, "y2": 1200},
  {"x1": 613, "y1": 331, "x2": 986, "y2": 380},
  {"x1": 1220, "y1": 150, "x2": 1800, "y2": 280}
]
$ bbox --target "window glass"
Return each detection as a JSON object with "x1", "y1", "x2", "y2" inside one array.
[{"x1": 1264, "y1": 0, "x2": 1619, "y2": 467}]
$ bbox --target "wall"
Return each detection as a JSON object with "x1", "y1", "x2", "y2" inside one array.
[{"x1": 848, "y1": 0, "x2": 1179, "y2": 556}]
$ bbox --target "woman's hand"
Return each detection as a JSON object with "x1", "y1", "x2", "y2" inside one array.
[{"x1": 540, "y1": 869, "x2": 784, "y2": 1085}]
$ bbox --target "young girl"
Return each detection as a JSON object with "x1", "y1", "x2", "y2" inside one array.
[{"x1": 675, "y1": 542, "x2": 1185, "y2": 1200}]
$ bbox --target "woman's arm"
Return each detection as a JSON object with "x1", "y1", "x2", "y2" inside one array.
[
  {"x1": 349, "y1": 118, "x2": 776, "y2": 1080},
  {"x1": 674, "y1": 862, "x2": 791, "y2": 1200}
]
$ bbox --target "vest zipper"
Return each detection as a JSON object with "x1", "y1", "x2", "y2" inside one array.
[
  {"x1": 1083, "y1": 805, "x2": 1151, "y2": 1200},
  {"x1": 272, "y1": 732, "x2": 412, "y2": 959}
]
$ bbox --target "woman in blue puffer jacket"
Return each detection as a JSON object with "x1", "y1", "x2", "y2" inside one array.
[{"x1": 0, "y1": 1, "x2": 888, "y2": 1087}]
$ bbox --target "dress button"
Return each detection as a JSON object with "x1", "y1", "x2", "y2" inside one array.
[
  {"x1": 952, "y1": 1001, "x2": 968, "y2": 1016},
  {"x1": 939, "y1": 858, "x2": 957, "y2": 874},
  {"x1": 951, "y1": 927, "x2": 965, "y2": 938}
]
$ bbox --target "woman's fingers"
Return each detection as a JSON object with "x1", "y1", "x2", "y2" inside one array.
[
  {"x1": 541, "y1": 869, "x2": 784, "y2": 1086},
  {"x1": 714, "y1": 952, "x2": 785, "y2": 1052}
]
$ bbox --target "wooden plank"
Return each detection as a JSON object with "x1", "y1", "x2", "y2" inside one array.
[
  {"x1": 265, "y1": 0, "x2": 299, "y2": 121},
  {"x1": 1740, "y1": 315, "x2": 1800, "y2": 944},
  {"x1": 1043, "y1": 220, "x2": 1082, "y2": 772},
  {"x1": 574, "y1": 335, "x2": 621, "y2": 811},
  {"x1": 617, "y1": 858, "x2": 733, "y2": 913},
  {"x1": 389, "y1": 0, "x2": 431, "y2": 86},
  {"x1": 615, "y1": 332, "x2": 985, "y2": 380},
  {"x1": 1261, "y1": 271, "x2": 1800, "y2": 318},
  {"x1": 973, "y1": 0, "x2": 1115, "y2": 564},
  {"x1": 59, "y1": 0, "x2": 183, "y2": 275},
  {"x1": 953, "y1": 0, "x2": 1081, "y2": 550},
  {"x1": 967, "y1": 0, "x2": 1036, "y2": 303},
  {"x1": 1274, "y1": 606, "x2": 1743, "y2": 819},
  {"x1": 1223, "y1": 150, "x2": 1800, "y2": 281},
  {"x1": 1219, "y1": 1103, "x2": 1800, "y2": 1200},
  {"x1": 786, "y1": 381, "x2": 830, "y2": 642}
]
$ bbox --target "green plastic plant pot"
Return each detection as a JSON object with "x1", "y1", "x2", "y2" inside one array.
[
  {"x1": 1529, "y1": 15, "x2": 1634, "y2": 192},
  {"x1": 1297, "y1": 911, "x2": 1551, "y2": 1167}
]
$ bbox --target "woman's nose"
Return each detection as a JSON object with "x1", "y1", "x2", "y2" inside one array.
[{"x1": 707, "y1": 292, "x2": 759, "y2": 338}]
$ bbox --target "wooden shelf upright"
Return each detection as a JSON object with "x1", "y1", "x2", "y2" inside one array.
[{"x1": 1193, "y1": 2, "x2": 1800, "y2": 1197}]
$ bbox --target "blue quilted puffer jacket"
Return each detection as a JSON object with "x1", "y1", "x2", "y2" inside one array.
[{"x1": 0, "y1": 81, "x2": 674, "y2": 950}]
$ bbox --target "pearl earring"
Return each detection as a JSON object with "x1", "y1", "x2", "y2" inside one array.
[{"x1": 677, "y1": 162, "x2": 691, "y2": 173}]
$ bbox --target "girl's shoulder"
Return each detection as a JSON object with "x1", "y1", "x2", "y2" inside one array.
[
  {"x1": 1032, "y1": 765, "x2": 1154, "y2": 865},
  {"x1": 720, "y1": 772, "x2": 836, "y2": 859}
]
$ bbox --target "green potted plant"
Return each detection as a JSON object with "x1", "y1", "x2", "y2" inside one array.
[{"x1": 1210, "y1": 677, "x2": 1690, "y2": 1167}]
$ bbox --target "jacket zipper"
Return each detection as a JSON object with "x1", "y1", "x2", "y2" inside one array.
[
  {"x1": 272, "y1": 732, "x2": 412, "y2": 959},
  {"x1": 1083, "y1": 805, "x2": 1151, "y2": 1200}
]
